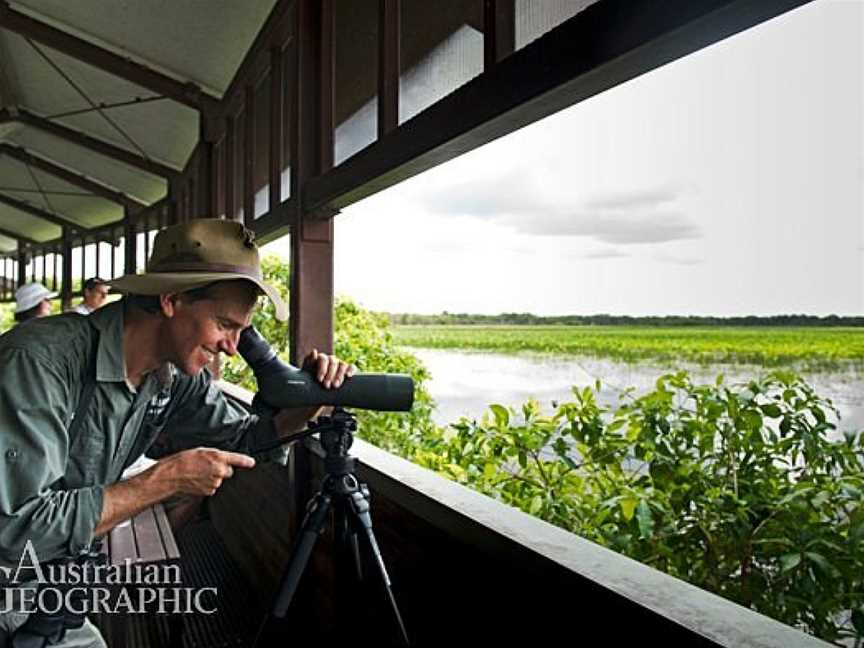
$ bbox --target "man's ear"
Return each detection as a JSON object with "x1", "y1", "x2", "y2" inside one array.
[{"x1": 159, "y1": 293, "x2": 180, "y2": 318}]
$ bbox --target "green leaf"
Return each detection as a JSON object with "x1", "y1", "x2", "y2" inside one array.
[
  {"x1": 517, "y1": 451, "x2": 527, "y2": 469},
  {"x1": 804, "y1": 552, "x2": 839, "y2": 577},
  {"x1": 489, "y1": 404, "x2": 509, "y2": 428},
  {"x1": 809, "y1": 491, "x2": 830, "y2": 509},
  {"x1": 780, "y1": 553, "x2": 801, "y2": 572},
  {"x1": 562, "y1": 455, "x2": 579, "y2": 471},
  {"x1": 760, "y1": 403, "x2": 782, "y2": 418},
  {"x1": 483, "y1": 462, "x2": 497, "y2": 479},
  {"x1": 619, "y1": 497, "x2": 637, "y2": 521},
  {"x1": 636, "y1": 500, "x2": 654, "y2": 539},
  {"x1": 529, "y1": 495, "x2": 543, "y2": 515},
  {"x1": 607, "y1": 419, "x2": 626, "y2": 433}
]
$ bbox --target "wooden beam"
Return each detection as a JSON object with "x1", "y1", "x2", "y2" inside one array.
[
  {"x1": 378, "y1": 0, "x2": 400, "y2": 137},
  {"x1": 304, "y1": 0, "x2": 813, "y2": 215},
  {"x1": 0, "y1": 192, "x2": 93, "y2": 231},
  {"x1": 14, "y1": 108, "x2": 179, "y2": 179},
  {"x1": 0, "y1": 143, "x2": 147, "y2": 209},
  {"x1": 0, "y1": 2, "x2": 220, "y2": 112}
]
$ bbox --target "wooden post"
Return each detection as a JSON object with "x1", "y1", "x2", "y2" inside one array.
[
  {"x1": 244, "y1": 84, "x2": 255, "y2": 226},
  {"x1": 111, "y1": 233, "x2": 117, "y2": 279},
  {"x1": 224, "y1": 115, "x2": 236, "y2": 222},
  {"x1": 198, "y1": 116, "x2": 215, "y2": 217},
  {"x1": 484, "y1": 0, "x2": 516, "y2": 72},
  {"x1": 61, "y1": 228, "x2": 72, "y2": 311},
  {"x1": 124, "y1": 207, "x2": 137, "y2": 275},
  {"x1": 282, "y1": 0, "x2": 336, "y2": 554},
  {"x1": 270, "y1": 46, "x2": 284, "y2": 211},
  {"x1": 290, "y1": 0, "x2": 334, "y2": 365},
  {"x1": 16, "y1": 245, "x2": 25, "y2": 288}
]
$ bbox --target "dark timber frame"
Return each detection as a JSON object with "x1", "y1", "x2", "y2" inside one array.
[
  {"x1": 0, "y1": 4, "x2": 829, "y2": 640},
  {"x1": 1, "y1": 0, "x2": 811, "y2": 359}
]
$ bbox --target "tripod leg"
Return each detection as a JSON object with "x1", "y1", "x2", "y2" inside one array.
[
  {"x1": 272, "y1": 491, "x2": 333, "y2": 617},
  {"x1": 347, "y1": 489, "x2": 410, "y2": 646},
  {"x1": 333, "y1": 499, "x2": 364, "y2": 581}
]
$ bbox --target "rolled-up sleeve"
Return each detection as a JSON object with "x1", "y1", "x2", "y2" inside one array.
[
  {"x1": 0, "y1": 348, "x2": 104, "y2": 564},
  {"x1": 160, "y1": 370, "x2": 280, "y2": 456}
]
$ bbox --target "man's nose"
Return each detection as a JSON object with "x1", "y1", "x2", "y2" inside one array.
[{"x1": 219, "y1": 331, "x2": 241, "y2": 356}]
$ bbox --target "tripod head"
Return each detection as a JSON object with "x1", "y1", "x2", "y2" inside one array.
[{"x1": 308, "y1": 408, "x2": 359, "y2": 477}]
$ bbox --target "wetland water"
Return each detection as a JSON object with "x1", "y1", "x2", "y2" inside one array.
[{"x1": 407, "y1": 347, "x2": 864, "y2": 438}]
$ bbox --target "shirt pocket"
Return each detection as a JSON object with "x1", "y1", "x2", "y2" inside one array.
[{"x1": 64, "y1": 389, "x2": 114, "y2": 487}]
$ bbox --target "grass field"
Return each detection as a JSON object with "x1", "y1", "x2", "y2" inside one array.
[{"x1": 392, "y1": 325, "x2": 864, "y2": 368}]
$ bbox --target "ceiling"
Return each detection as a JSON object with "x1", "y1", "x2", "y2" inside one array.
[{"x1": 0, "y1": 0, "x2": 278, "y2": 254}]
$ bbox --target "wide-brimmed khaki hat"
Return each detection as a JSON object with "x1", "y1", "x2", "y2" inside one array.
[{"x1": 108, "y1": 218, "x2": 288, "y2": 321}]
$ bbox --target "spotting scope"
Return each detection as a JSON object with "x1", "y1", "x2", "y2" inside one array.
[{"x1": 237, "y1": 326, "x2": 414, "y2": 412}]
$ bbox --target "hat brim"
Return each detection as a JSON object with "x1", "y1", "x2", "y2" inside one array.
[{"x1": 108, "y1": 272, "x2": 288, "y2": 322}]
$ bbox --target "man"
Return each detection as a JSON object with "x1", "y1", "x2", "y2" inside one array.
[
  {"x1": 0, "y1": 219, "x2": 354, "y2": 647},
  {"x1": 13, "y1": 282, "x2": 57, "y2": 324},
  {"x1": 72, "y1": 278, "x2": 110, "y2": 315}
]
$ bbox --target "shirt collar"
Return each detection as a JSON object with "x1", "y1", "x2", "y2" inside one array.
[
  {"x1": 88, "y1": 301, "x2": 127, "y2": 382},
  {"x1": 88, "y1": 300, "x2": 176, "y2": 389}
]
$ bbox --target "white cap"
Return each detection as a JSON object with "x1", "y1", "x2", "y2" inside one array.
[{"x1": 14, "y1": 282, "x2": 59, "y2": 314}]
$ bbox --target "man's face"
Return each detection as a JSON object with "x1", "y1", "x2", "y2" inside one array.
[
  {"x1": 85, "y1": 284, "x2": 109, "y2": 309},
  {"x1": 161, "y1": 282, "x2": 257, "y2": 376}
]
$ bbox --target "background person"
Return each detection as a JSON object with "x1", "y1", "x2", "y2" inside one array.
[
  {"x1": 13, "y1": 282, "x2": 57, "y2": 324},
  {"x1": 73, "y1": 277, "x2": 110, "y2": 315}
]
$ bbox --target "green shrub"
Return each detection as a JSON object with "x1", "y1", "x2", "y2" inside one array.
[{"x1": 431, "y1": 371, "x2": 864, "y2": 642}]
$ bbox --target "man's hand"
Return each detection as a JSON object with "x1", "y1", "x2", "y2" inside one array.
[
  {"x1": 302, "y1": 349, "x2": 357, "y2": 389},
  {"x1": 154, "y1": 447, "x2": 256, "y2": 496},
  {"x1": 96, "y1": 448, "x2": 255, "y2": 536}
]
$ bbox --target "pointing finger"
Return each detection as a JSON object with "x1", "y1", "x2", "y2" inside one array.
[{"x1": 217, "y1": 451, "x2": 256, "y2": 469}]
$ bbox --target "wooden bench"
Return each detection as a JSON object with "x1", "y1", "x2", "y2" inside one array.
[
  {"x1": 97, "y1": 503, "x2": 183, "y2": 647},
  {"x1": 105, "y1": 503, "x2": 180, "y2": 567}
]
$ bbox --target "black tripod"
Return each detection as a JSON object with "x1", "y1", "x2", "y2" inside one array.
[{"x1": 252, "y1": 408, "x2": 409, "y2": 646}]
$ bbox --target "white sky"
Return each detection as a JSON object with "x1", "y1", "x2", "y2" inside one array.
[{"x1": 274, "y1": 0, "x2": 864, "y2": 317}]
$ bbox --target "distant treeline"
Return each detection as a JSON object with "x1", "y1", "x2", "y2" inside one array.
[{"x1": 386, "y1": 312, "x2": 864, "y2": 327}]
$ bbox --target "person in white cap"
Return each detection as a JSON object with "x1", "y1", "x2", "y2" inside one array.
[{"x1": 13, "y1": 281, "x2": 57, "y2": 324}]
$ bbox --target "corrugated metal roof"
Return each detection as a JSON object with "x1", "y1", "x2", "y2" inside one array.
[{"x1": 0, "y1": 0, "x2": 278, "y2": 252}]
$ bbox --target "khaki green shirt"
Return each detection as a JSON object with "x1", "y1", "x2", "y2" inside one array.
[{"x1": 0, "y1": 301, "x2": 275, "y2": 565}]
